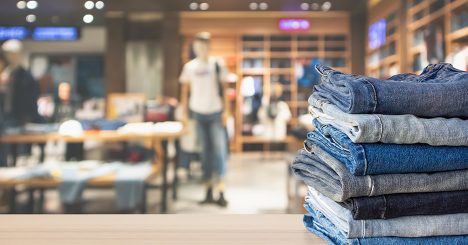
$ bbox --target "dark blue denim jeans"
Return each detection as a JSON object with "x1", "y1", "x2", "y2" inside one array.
[
  {"x1": 192, "y1": 111, "x2": 227, "y2": 181},
  {"x1": 308, "y1": 119, "x2": 468, "y2": 175},
  {"x1": 341, "y1": 190, "x2": 468, "y2": 220},
  {"x1": 313, "y1": 63, "x2": 468, "y2": 118}
]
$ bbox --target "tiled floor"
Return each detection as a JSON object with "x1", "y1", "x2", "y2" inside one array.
[{"x1": 1, "y1": 152, "x2": 304, "y2": 214}]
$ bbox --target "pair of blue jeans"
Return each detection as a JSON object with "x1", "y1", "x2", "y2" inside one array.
[
  {"x1": 308, "y1": 119, "x2": 468, "y2": 175},
  {"x1": 313, "y1": 63, "x2": 468, "y2": 118},
  {"x1": 192, "y1": 111, "x2": 227, "y2": 181},
  {"x1": 303, "y1": 203, "x2": 468, "y2": 245}
]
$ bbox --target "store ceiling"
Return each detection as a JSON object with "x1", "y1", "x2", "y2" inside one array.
[{"x1": 0, "y1": 0, "x2": 358, "y2": 26}]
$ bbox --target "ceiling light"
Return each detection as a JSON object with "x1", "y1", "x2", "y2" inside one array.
[
  {"x1": 311, "y1": 3, "x2": 319, "y2": 10},
  {"x1": 199, "y1": 2, "x2": 209, "y2": 10},
  {"x1": 83, "y1": 14, "x2": 94, "y2": 24},
  {"x1": 26, "y1": 14, "x2": 36, "y2": 23},
  {"x1": 95, "y1": 1, "x2": 105, "y2": 9},
  {"x1": 249, "y1": 2, "x2": 258, "y2": 10},
  {"x1": 300, "y1": 3, "x2": 309, "y2": 10},
  {"x1": 322, "y1": 1, "x2": 332, "y2": 11},
  {"x1": 26, "y1": 0, "x2": 38, "y2": 9},
  {"x1": 189, "y1": 2, "x2": 198, "y2": 10},
  {"x1": 259, "y1": 2, "x2": 268, "y2": 10},
  {"x1": 84, "y1": 1, "x2": 94, "y2": 10},
  {"x1": 17, "y1": 1, "x2": 27, "y2": 9}
]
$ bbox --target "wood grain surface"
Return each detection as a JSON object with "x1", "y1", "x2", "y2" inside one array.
[{"x1": 0, "y1": 215, "x2": 325, "y2": 245}]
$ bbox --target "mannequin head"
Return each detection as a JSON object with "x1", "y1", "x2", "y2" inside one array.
[
  {"x1": 192, "y1": 32, "x2": 211, "y2": 61},
  {"x1": 58, "y1": 82, "x2": 72, "y2": 103},
  {"x1": 1, "y1": 39, "x2": 24, "y2": 69}
]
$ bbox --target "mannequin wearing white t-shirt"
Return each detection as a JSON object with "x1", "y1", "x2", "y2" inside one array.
[{"x1": 179, "y1": 32, "x2": 229, "y2": 207}]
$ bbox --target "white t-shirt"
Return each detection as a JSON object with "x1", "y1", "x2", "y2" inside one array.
[{"x1": 179, "y1": 57, "x2": 229, "y2": 114}]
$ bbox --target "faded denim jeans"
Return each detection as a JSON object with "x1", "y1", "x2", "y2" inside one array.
[
  {"x1": 309, "y1": 119, "x2": 468, "y2": 175},
  {"x1": 313, "y1": 63, "x2": 468, "y2": 118},
  {"x1": 309, "y1": 93, "x2": 468, "y2": 146},
  {"x1": 304, "y1": 203, "x2": 468, "y2": 245},
  {"x1": 306, "y1": 187, "x2": 468, "y2": 238},
  {"x1": 192, "y1": 111, "x2": 227, "y2": 181},
  {"x1": 291, "y1": 146, "x2": 468, "y2": 202}
]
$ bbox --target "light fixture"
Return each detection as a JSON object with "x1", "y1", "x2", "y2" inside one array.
[
  {"x1": 26, "y1": 0, "x2": 38, "y2": 9},
  {"x1": 95, "y1": 1, "x2": 105, "y2": 10},
  {"x1": 321, "y1": 1, "x2": 332, "y2": 11},
  {"x1": 189, "y1": 2, "x2": 198, "y2": 10},
  {"x1": 83, "y1": 14, "x2": 94, "y2": 24},
  {"x1": 199, "y1": 2, "x2": 209, "y2": 10},
  {"x1": 249, "y1": 2, "x2": 258, "y2": 10},
  {"x1": 311, "y1": 3, "x2": 319, "y2": 10},
  {"x1": 300, "y1": 2, "x2": 309, "y2": 10},
  {"x1": 26, "y1": 14, "x2": 36, "y2": 23},
  {"x1": 17, "y1": 1, "x2": 27, "y2": 9},
  {"x1": 259, "y1": 2, "x2": 268, "y2": 10},
  {"x1": 84, "y1": 1, "x2": 94, "y2": 10}
]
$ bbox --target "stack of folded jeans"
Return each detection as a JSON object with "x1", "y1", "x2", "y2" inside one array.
[{"x1": 292, "y1": 63, "x2": 468, "y2": 244}]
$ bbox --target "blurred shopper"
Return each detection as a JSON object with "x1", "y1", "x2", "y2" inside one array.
[{"x1": 179, "y1": 32, "x2": 229, "y2": 207}]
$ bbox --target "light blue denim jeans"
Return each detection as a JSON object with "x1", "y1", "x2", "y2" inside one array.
[
  {"x1": 192, "y1": 111, "x2": 227, "y2": 181},
  {"x1": 306, "y1": 188, "x2": 468, "y2": 238}
]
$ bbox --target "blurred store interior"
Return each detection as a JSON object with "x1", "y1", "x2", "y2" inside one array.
[{"x1": 0, "y1": 0, "x2": 466, "y2": 214}]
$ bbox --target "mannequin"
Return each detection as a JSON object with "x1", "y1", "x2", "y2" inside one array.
[{"x1": 179, "y1": 32, "x2": 230, "y2": 207}]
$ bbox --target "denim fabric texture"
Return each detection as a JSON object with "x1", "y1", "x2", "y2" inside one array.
[
  {"x1": 309, "y1": 93, "x2": 468, "y2": 146},
  {"x1": 303, "y1": 204, "x2": 468, "y2": 245},
  {"x1": 291, "y1": 147, "x2": 468, "y2": 202},
  {"x1": 309, "y1": 119, "x2": 468, "y2": 175},
  {"x1": 192, "y1": 111, "x2": 227, "y2": 180},
  {"x1": 306, "y1": 188, "x2": 468, "y2": 238},
  {"x1": 115, "y1": 163, "x2": 152, "y2": 211},
  {"x1": 340, "y1": 190, "x2": 468, "y2": 220},
  {"x1": 313, "y1": 63, "x2": 468, "y2": 118}
]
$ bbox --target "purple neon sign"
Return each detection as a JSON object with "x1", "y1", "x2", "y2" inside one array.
[{"x1": 279, "y1": 19, "x2": 310, "y2": 31}]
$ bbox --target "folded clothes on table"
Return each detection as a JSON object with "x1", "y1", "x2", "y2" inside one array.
[
  {"x1": 309, "y1": 119, "x2": 468, "y2": 175},
  {"x1": 303, "y1": 203, "x2": 468, "y2": 245},
  {"x1": 309, "y1": 94, "x2": 468, "y2": 146},
  {"x1": 313, "y1": 63, "x2": 468, "y2": 118},
  {"x1": 115, "y1": 162, "x2": 152, "y2": 211},
  {"x1": 291, "y1": 147, "x2": 468, "y2": 202},
  {"x1": 340, "y1": 190, "x2": 468, "y2": 220},
  {"x1": 306, "y1": 188, "x2": 468, "y2": 238}
]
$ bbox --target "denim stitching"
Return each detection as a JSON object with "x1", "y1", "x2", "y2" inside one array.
[
  {"x1": 367, "y1": 175, "x2": 375, "y2": 196},
  {"x1": 361, "y1": 220, "x2": 366, "y2": 238},
  {"x1": 381, "y1": 195, "x2": 387, "y2": 219},
  {"x1": 374, "y1": 114, "x2": 384, "y2": 142},
  {"x1": 362, "y1": 79, "x2": 378, "y2": 113}
]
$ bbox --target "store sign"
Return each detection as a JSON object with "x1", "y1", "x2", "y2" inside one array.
[
  {"x1": 279, "y1": 19, "x2": 310, "y2": 31},
  {"x1": 32, "y1": 27, "x2": 79, "y2": 41},
  {"x1": 368, "y1": 19, "x2": 386, "y2": 49},
  {"x1": 0, "y1": 27, "x2": 29, "y2": 40}
]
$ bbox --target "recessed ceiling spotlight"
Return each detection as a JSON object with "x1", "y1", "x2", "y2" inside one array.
[
  {"x1": 311, "y1": 2, "x2": 319, "y2": 10},
  {"x1": 200, "y1": 2, "x2": 209, "y2": 10},
  {"x1": 26, "y1": 0, "x2": 38, "y2": 9},
  {"x1": 26, "y1": 14, "x2": 36, "y2": 23},
  {"x1": 322, "y1": 1, "x2": 332, "y2": 11},
  {"x1": 249, "y1": 2, "x2": 258, "y2": 10},
  {"x1": 300, "y1": 3, "x2": 309, "y2": 10},
  {"x1": 84, "y1": 1, "x2": 94, "y2": 10},
  {"x1": 95, "y1": 1, "x2": 105, "y2": 10},
  {"x1": 259, "y1": 2, "x2": 268, "y2": 10},
  {"x1": 83, "y1": 14, "x2": 94, "y2": 24},
  {"x1": 189, "y1": 2, "x2": 198, "y2": 10},
  {"x1": 17, "y1": 1, "x2": 27, "y2": 9}
]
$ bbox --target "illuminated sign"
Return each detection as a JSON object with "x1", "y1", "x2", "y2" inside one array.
[
  {"x1": 279, "y1": 19, "x2": 310, "y2": 31},
  {"x1": 32, "y1": 27, "x2": 79, "y2": 41},
  {"x1": 368, "y1": 19, "x2": 386, "y2": 49},
  {"x1": 0, "y1": 27, "x2": 29, "y2": 40}
]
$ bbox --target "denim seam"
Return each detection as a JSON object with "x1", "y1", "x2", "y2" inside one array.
[
  {"x1": 360, "y1": 79, "x2": 378, "y2": 113},
  {"x1": 367, "y1": 175, "x2": 375, "y2": 196},
  {"x1": 361, "y1": 220, "x2": 366, "y2": 238},
  {"x1": 374, "y1": 114, "x2": 384, "y2": 142},
  {"x1": 381, "y1": 195, "x2": 387, "y2": 219}
]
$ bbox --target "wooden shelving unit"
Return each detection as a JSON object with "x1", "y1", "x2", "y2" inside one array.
[
  {"x1": 236, "y1": 33, "x2": 350, "y2": 151},
  {"x1": 407, "y1": 0, "x2": 468, "y2": 73}
]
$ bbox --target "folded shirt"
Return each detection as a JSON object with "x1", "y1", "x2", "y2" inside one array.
[
  {"x1": 309, "y1": 119, "x2": 468, "y2": 175},
  {"x1": 340, "y1": 190, "x2": 468, "y2": 220},
  {"x1": 306, "y1": 187, "x2": 468, "y2": 238},
  {"x1": 309, "y1": 93, "x2": 468, "y2": 146},
  {"x1": 313, "y1": 63, "x2": 468, "y2": 118},
  {"x1": 292, "y1": 146, "x2": 468, "y2": 202},
  {"x1": 304, "y1": 204, "x2": 468, "y2": 245}
]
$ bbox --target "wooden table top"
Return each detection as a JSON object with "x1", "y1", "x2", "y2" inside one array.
[{"x1": 0, "y1": 215, "x2": 324, "y2": 245}]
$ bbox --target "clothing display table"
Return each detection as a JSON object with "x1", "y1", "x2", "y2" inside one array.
[{"x1": 0, "y1": 215, "x2": 324, "y2": 245}]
